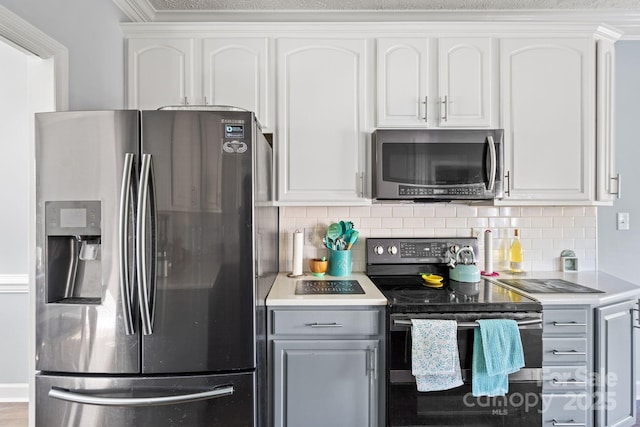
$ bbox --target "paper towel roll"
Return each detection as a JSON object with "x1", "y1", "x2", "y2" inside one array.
[
  {"x1": 292, "y1": 230, "x2": 304, "y2": 276},
  {"x1": 484, "y1": 229, "x2": 493, "y2": 275}
]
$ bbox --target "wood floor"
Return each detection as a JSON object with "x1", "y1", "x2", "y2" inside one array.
[{"x1": 0, "y1": 403, "x2": 28, "y2": 427}]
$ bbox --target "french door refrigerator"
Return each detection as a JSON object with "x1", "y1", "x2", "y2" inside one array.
[{"x1": 35, "y1": 109, "x2": 278, "y2": 426}]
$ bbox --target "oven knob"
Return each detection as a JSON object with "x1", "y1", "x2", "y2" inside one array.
[
  {"x1": 373, "y1": 245, "x2": 384, "y2": 255},
  {"x1": 387, "y1": 245, "x2": 398, "y2": 255}
]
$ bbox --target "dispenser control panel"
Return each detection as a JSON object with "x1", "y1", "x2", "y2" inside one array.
[{"x1": 45, "y1": 201, "x2": 101, "y2": 236}]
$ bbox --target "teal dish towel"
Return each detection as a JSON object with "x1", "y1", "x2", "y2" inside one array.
[
  {"x1": 411, "y1": 319, "x2": 463, "y2": 392},
  {"x1": 472, "y1": 319, "x2": 524, "y2": 397}
]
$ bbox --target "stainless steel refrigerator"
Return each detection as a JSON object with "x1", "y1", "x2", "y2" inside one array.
[{"x1": 35, "y1": 109, "x2": 278, "y2": 426}]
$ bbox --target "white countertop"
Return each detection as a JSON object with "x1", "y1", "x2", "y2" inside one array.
[
  {"x1": 267, "y1": 272, "x2": 387, "y2": 306},
  {"x1": 486, "y1": 270, "x2": 640, "y2": 306}
]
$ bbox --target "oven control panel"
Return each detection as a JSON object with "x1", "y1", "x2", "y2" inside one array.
[{"x1": 366, "y1": 237, "x2": 478, "y2": 264}]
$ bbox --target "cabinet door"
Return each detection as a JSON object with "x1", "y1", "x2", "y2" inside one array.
[
  {"x1": 202, "y1": 38, "x2": 272, "y2": 131},
  {"x1": 376, "y1": 38, "x2": 430, "y2": 127},
  {"x1": 438, "y1": 37, "x2": 493, "y2": 127},
  {"x1": 595, "y1": 300, "x2": 637, "y2": 427},
  {"x1": 499, "y1": 38, "x2": 594, "y2": 204},
  {"x1": 276, "y1": 38, "x2": 367, "y2": 204},
  {"x1": 595, "y1": 38, "x2": 619, "y2": 203},
  {"x1": 272, "y1": 340, "x2": 379, "y2": 427},
  {"x1": 126, "y1": 38, "x2": 195, "y2": 109}
]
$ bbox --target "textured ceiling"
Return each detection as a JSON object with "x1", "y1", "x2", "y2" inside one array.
[{"x1": 145, "y1": 0, "x2": 640, "y2": 10}]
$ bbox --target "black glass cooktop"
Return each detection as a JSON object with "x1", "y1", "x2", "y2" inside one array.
[
  {"x1": 370, "y1": 276, "x2": 541, "y2": 313},
  {"x1": 499, "y1": 279, "x2": 604, "y2": 294}
]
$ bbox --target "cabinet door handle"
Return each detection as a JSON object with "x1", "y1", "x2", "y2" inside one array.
[
  {"x1": 552, "y1": 419, "x2": 586, "y2": 426},
  {"x1": 552, "y1": 350, "x2": 586, "y2": 356},
  {"x1": 421, "y1": 96, "x2": 428, "y2": 122},
  {"x1": 552, "y1": 378, "x2": 586, "y2": 385},
  {"x1": 306, "y1": 322, "x2": 343, "y2": 328},
  {"x1": 504, "y1": 170, "x2": 511, "y2": 197},
  {"x1": 611, "y1": 173, "x2": 621, "y2": 198},
  {"x1": 553, "y1": 321, "x2": 587, "y2": 327},
  {"x1": 441, "y1": 96, "x2": 448, "y2": 122}
]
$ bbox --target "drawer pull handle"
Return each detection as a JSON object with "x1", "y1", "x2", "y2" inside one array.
[
  {"x1": 552, "y1": 419, "x2": 585, "y2": 426},
  {"x1": 552, "y1": 350, "x2": 586, "y2": 356},
  {"x1": 552, "y1": 378, "x2": 586, "y2": 385},
  {"x1": 552, "y1": 321, "x2": 587, "y2": 327},
  {"x1": 306, "y1": 322, "x2": 343, "y2": 328}
]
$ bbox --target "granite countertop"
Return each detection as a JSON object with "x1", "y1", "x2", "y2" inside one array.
[
  {"x1": 267, "y1": 272, "x2": 387, "y2": 306},
  {"x1": 487, "y1": 270, "x2": 640, "y2": 307}
]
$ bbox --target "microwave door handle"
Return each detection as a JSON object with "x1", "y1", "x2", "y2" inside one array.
[{"x1": 486, "y1": 135, "x2": 496, "y2": 192}]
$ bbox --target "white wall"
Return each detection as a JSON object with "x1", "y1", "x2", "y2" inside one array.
[
  {"x1": 0, "y1": 0, "x2": 128, "y2": 110},
  {"x1": 598, "y1": 41, "x2": 640, "y2": 285},
  {"x1": 0, "y1": 40, "x2": 29, "y2": 273},
  {"x1": 0, "y1": 40, "x2": 30, "y2": 396}
]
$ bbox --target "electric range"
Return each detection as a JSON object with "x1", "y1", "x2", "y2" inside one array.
[{"x1": 366, "y1": 237, "x2": 543, "y2": 427}]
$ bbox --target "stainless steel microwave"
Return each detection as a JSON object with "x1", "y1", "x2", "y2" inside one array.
[{"x1": 372, "y1": 129, "x2": 504, "y2": 201}]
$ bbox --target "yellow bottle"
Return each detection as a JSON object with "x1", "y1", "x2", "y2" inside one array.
[{"x1": 509, "y1": 229, "x2": 524, "y2": 274}]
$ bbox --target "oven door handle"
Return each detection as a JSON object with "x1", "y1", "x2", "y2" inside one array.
[{"x1": 393, "y1": 318, "x2": 542, "y2": 328}]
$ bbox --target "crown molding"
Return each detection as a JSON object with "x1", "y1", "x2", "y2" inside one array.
[
  {"x1": 113, "y1": 0, "x2": 156, "y2": 22},
  {"x1": 0, "y1": 5, "x2": 69, "y2": 111},
  {"x1": 113, "y1": 2, "x2": 640, "y2": 38}
]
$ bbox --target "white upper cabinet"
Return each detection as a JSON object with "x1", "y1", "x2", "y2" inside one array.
[
  {"x1": 202, "y1": 38, "x2": 272, "y2": 130},
  {"x1": 126, "y1": 36, "x2": 273, "y2": 130},
  {"x1": 376, "y1": 37, "x2": 493, "y2": 128},
  {"x1": 499, "y1": 38, "x2": 594, "y2": 204},
  {"x1": 376, "y1": 38, "x2": 430, "y2": 126},
  {"x1": 127, "y1": 38, "x2": 195, "y2": 110},
  {"x1": 595, "y1": 38, "x2": 620, "y2": 203},
  {"x1": 276, "y1": 38, "x2": 368, "y2": 204},
  {"x1": 437, "y1": 38, "x2": 493, "y2": 127}
]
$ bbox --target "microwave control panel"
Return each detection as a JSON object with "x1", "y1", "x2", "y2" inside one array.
[{"x1": 398, "y1": 185, "x2": 485, "y2": 197}]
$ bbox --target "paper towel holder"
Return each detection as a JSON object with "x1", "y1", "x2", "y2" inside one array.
[{"x1": 287, "y1": 229, "x2": 306, "y2": 278}]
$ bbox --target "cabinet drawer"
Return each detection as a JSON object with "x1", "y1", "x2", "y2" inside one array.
[
  {"x1": 543, "y1": 338, "x2": 588, "y2": 364},
  {"x1": 542, "y1": 394, "x2": 589, "y2": 427},
  {"x1": 271, "y1": 310, "x2": 379, "y2": 336},
  {"x1": 543, "y1": 309, "x2": 588, "y2": 335},
  {"x1": 542, "y1": 366, "x2": 588, "y2": 392}
]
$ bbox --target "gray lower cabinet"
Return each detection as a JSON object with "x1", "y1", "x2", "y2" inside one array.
[
  {"x1": 268, "y1": 307, "x2": 385, "y2": 427},
  {"x1": 595, "y1": 300, "x2": 637, "y2": 427}
]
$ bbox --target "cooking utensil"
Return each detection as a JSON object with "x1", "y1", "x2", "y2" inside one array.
[
  {"x1": 346, "y1": 230, "x2": 359, "y2": 250},
  {"x1": 326, "y1": 223, "x2": 342, "y2": 240}
]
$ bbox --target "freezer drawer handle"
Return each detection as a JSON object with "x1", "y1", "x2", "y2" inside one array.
[{"x1": 48, "y1": 385, "x2": 234, "y2": 407}]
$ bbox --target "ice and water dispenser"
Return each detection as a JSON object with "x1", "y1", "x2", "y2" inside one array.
[{"x1": 45, "y1": 201, "x2": 102, "y2": 303}]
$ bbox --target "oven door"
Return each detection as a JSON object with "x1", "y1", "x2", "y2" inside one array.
[
  {"x1": 387, "y1": 313, "x2": 542, "y2": 427},
  {"x1": 372, "y1": 129, "x2": 504, "y2": 201}
]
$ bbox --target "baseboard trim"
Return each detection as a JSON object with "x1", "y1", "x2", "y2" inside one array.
[{"x1": 0, "y1": 383, "x2": 28, "y2": 402}]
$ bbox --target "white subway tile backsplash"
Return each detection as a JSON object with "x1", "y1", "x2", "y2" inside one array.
[
  {"x1": 445, "y1": 217, "x2": 467, "y2": 228},
  {"x1": 278, "y1": 204, "x2": 598, "y2": 273},
  {"x1": 327, "y1": 206, "x2": 351, "y2": 217},
  {"x1": 435, "y1": 206, "x2": 457, "y2": 217},
  {"x1": 403, "y1": 217, "x2": 425, "y2": 228},
  {"x1": 413, "y1": 206, "x2": 436, "y2": 217}
]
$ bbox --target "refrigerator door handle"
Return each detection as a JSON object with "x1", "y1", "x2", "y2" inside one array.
[
  {"x1": 119, "y1": 152, "x2": 136, "y2": 336},
  {"x1": 49, "y1": 385, "x2": 234, "y2": 407},
  {"x1": 136, "y1": 154, "x2": 157, "y2": 335}
]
